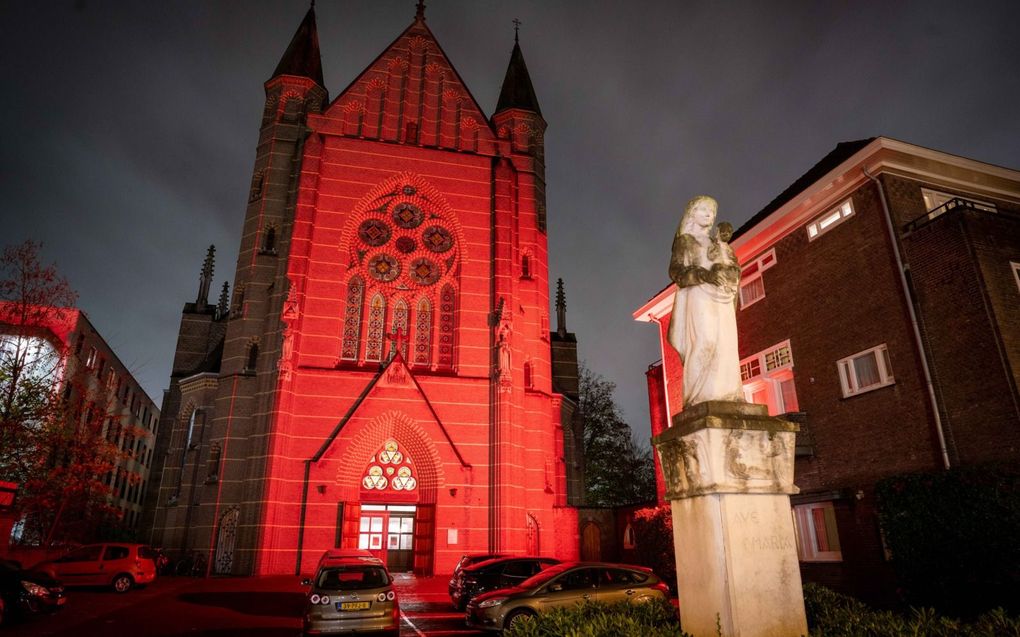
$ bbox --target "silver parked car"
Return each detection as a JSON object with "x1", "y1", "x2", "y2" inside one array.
[
  {"x1": 465, "y1": 561, "x2": 669, "y2": 632},
  {"x1": 301, "y1": 549, "x2": 398, "y2": 637}
]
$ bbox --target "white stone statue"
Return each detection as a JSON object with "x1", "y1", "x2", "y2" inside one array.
[{"x1": 667, "y1": 195, "x2": 744, "y2": 406}]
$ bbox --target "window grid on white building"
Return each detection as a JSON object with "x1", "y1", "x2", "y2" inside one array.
[
  {"x1": 739, "y1": 248, "x2": 776, "y2": 309},
  {"x1": 806, "y1": 199, "x2": 854, "y2": 241},
  {"x1": 740, "y1": 340, "x2": 798, "y2": 415},
  {"x1": 837, "y1": 343, "x2": 894, "y2": 398}
]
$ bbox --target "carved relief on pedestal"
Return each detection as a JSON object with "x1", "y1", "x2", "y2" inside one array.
[{"x1": 656, "y1": 408, "x2": 798, "y2": 499}]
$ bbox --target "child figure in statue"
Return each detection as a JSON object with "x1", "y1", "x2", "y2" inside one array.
[{"x1": 667, "y1": 196, "x2": 744, "y2": 406}]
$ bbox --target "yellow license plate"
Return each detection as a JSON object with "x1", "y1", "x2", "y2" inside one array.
[{"x1": 339, "y1": 601, "x2": 370, "y2": 611}]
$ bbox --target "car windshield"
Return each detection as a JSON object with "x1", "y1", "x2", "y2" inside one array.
[
  {"x1": 316, "y1": 566, "x2": 390, "y2": 590},
  {"x1": 518, "y1": 563, "x2": 573, "y2": 589}
]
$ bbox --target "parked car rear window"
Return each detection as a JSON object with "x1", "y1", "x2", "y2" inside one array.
[
  {"x1": 316, "y1": 566, "x2": 390, "y2": 590},
  {"x1": 138, "y1": 546, "x2": 157, "y2": 559}
]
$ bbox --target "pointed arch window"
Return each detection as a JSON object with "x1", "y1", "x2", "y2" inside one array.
[
  {"x1": 365, "y1": 293, "x2": 387, "y2": 362},
  {"x1": 245, "y1": 342, "x2": 259, "y2": 373},
  {"x1": 391, "y1": 299, "x2": 409, "y2": 360},
  {"x1": 438, "y1": 284, "x2": 456, "y2": 369},
  {"x1": 361, "y1": 439, "x2": 417, "y2": 492},
  {"x1": 524, "y1": 361, "x2": 533, "y2": 389},
  {"x1": 521, "y1": 253, "x2": 532, "y2": 280},
  {"x1": 341, "y1": 277, "x2": 365, "y2": 361},
  {"x1": 414, "y1": 297, "x2": 432, "y2": 367},
  {"x1": 260, "y1": 226, "x2": 277, "y2": 255}
]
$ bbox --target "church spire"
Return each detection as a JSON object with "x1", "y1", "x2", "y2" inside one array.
[
  {"x1": 197, "y1": 245, "x2": 215, "y2": 308},
  {"x1": 415, "y1": 0, "x2": 426, "y2": 22},
  {"x1": 217, "y1": 280, "x2": 230, "y2": 320},
  {"x1": 495, "y1": 24, "x2": 542, "y2": 116},
  {"x1": 272, "y1": 3, "x2": 325, "y2": 87},
  {"x1": 556, "y1": 278, "x2": 567, "y2": 337}
]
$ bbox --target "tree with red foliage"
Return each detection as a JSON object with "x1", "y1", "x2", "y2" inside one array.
[{"x1": 0, "y1": 241, "x2": 138, "y2": 545}]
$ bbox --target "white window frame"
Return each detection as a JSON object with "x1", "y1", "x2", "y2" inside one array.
[
  {"x1": 1011, "y1": 261, "x2": 1020, "y2": 294},
  {"x1": 921, "y1": 188, "x2": 996, "y2": 218},
  {"x1": 806, "y1": 199, "x2": 854, "y2": 241},
  {"x1": 738, "y1": 248, "x2": 776, "y2": 309},
  {"x1": 837, "y1": 343, "x2": 894, "y2": 397},
  {"x1": 793, "y1": 502, "x2": 842, "y2": 562},
  {"x1": 740, "y1": 340, "x2": 799, "y2": 415}
]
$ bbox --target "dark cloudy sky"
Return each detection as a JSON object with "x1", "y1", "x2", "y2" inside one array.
[{"x1": 2, "y1": 0, "x2": 1019, "y2": 443}]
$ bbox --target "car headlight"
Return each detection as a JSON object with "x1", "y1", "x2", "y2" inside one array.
[
  {"x1": 21, "y1": 581, "x2": 48, "y2": 597},
  {"x1": 477, "y1": 596, "x2": 508, "y2": 608}
]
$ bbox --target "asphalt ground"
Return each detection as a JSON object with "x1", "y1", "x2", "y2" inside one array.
[{"x1": 3, "y1": 573, "x2": 486, "y2": 636}]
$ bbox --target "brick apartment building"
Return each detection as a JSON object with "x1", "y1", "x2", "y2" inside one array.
[
  {"x1": 146, "y1": 5, "x2": 583, "y2": 576},
  {"x1": 0, "y1": 303, "x2": 160, "y2": 542},
  {"x1": 635, "y1": 137, "x2": 1020, "y2": 603}
]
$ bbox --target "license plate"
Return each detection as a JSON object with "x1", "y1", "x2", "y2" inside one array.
[{"x1": 338, "y1": 601, "x2": 370, "y2": 611}]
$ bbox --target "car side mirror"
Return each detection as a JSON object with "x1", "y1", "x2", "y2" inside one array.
[{"x1": 301, "y1": 578, "x2": 311, "y2": 586}]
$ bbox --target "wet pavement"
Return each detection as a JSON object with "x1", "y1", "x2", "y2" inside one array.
[{"x1": 3, "y1": 572, "x2": 485, "y2": 636}]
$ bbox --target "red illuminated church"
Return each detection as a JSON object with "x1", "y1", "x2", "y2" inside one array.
[{"x1": 146, "y1": 4, "x2": 583, "y2": 576}]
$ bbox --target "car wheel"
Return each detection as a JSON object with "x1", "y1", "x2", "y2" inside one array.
[
  {"x1": 504, "y1": 608, "x2": 536, "y2": 632},
  {"x1": 112, "y1": 573, "x2": 134, "y2": 593}
]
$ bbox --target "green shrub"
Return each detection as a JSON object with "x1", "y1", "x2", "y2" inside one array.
[
  {"x1": 874, "y1": 463, "x2": 1020, "y2": 617},
  {"x1": 805, "y1": 583, "x2": 1020, "y2": 637},
  {"x1": 503, "y1": 598, "x2": 688, "y2": 637}
]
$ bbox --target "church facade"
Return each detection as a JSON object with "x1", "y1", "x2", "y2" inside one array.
[{"x1": 146, "y1": 5, "x2": 582, "y2": 576}]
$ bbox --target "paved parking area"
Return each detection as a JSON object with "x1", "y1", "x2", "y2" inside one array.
[{"x1": 4, "y1": 573, "x2": 485, "y2": 636}]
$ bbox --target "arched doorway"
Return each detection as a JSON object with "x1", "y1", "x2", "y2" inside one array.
[
  {"x1": 581, "y1": 521, "x2": 602, "y2": 561},
  {"x1": 355, "y1": 439, "x2": 420, "y2": 572},
  {"x1": 526, "y1": 514, "x2": 540, "y2": 555},
  {"x1": 213, "y1": 507, "x2": 239, "y2": 574}
]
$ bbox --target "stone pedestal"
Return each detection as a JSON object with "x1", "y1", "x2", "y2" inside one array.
[{"x1": 654, "y1": 401, "x2": 807, "y2": 637}]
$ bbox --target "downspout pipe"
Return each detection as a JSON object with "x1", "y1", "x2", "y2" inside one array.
[{"x1": 863, "y1": 166, "x2": 951, "y2": 470}]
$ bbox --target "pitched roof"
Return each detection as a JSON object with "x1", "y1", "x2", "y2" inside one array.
[
  {"x1": 495, "y1": 41, "x2": 542, "y2": 116},
  {"x1": 272, "y1": 5, "x2": 324, "y2": 86},
  {"x1": 732, "y1": 138, "x2": 875, "y2": 239}
]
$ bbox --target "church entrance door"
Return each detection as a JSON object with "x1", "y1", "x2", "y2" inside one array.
[{"x1": 359, "y1": 504, "x2": 416, "y2": 572}]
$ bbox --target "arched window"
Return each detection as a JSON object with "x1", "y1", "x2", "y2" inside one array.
[
  {"x1": 245, "y1": 342, "x2": 259, "y2": 373},
  {"x1": 261, "y1": 226, "x2": 276, "y2": 254},
  {"x1": 414, "y1": 297, "x2": 432, "y2": 367},
  {"x1": 365, "y1": 293, "x2": 386, "y2": 362},
  {"x1": 438, "y1": 284, "x2": 456, "y2": 369},
  {"x1": 521, "y1": 253, "x2": 532, "y2": 279},
  {"x1": 341, "y1": 277, "x2": 365, "y2": 361},
  {"x1": 524, "y1": 361, "x2": 533, "y2": 389},
  {"x1": 391, "y1": 299, "x2": 409, "y2": 360}
]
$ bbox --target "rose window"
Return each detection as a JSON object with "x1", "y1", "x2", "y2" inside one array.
[
  {"x1": 342, "y1": 181, "x2": 459, "y2": 368},
  {"x1": 409, "y1": 257, "x2": 440, "y2": 286},
  {"x1": 358, "y1": 219, "x2": 391, "y2": 246},
  {"x1": 422, "y1": 226, "x2": 453, "y2": 253},
  {"x1": 392, "y1": 203, "x2": 424, "y2": 229},
  {"x1": 368, "y1": 254, "x2": 400, "y2": 282},
  {"x1": 361, "y1": 439, "x2": 416, "y2": 492},
  {"x1": 395, "y1": 236, "x2": 416, "y2": 253}
]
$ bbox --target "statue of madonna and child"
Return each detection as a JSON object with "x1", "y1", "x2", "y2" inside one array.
[{"x1": 667, "y1": 195, "x2": 744, "y2": 407}]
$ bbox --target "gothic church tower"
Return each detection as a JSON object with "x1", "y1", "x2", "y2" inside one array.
[{"x1": 150, "y1": 4, "x2": 580, "y2": 576}]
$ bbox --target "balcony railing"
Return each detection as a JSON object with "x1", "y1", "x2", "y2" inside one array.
[{"x1": 905, "y1": 197, "x2": 997, "y2": 233}]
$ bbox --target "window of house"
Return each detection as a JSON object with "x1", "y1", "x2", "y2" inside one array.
[
  {"x1": 837, "y1": 343, "x2": 894, "y2": 397},
  {"x1": 806, "y1": 199, "x2": 854, "y2": 241},
  {"x1": 1011, "y1": 262, "x2": 1020, "y2": 293},
  {"x1": 739, "y1": 249, "x2": 776, "y2": 309},
  {"x1": 921, "y1": 188, "x2": 995, "y2": 217},
  {"x1": 793, "y1": 501, "x2": 842, "y2": 562},
  {"x1": 740, "y1": 340, "x2": 798, "y2": 415},
  {"x1": 85, "y1": 346, "x2": 98, "y2": 369}
]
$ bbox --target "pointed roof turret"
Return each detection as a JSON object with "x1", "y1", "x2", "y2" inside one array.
[
  {"x1": 197, "y1": 245, "x2": 215, "y2": 308},
  {"x1": 272, "y1": 3, "x2": 325, "y2": 86},
  {"x1": 495, "y1": 27, "x2": 542, "y2": 116}
]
